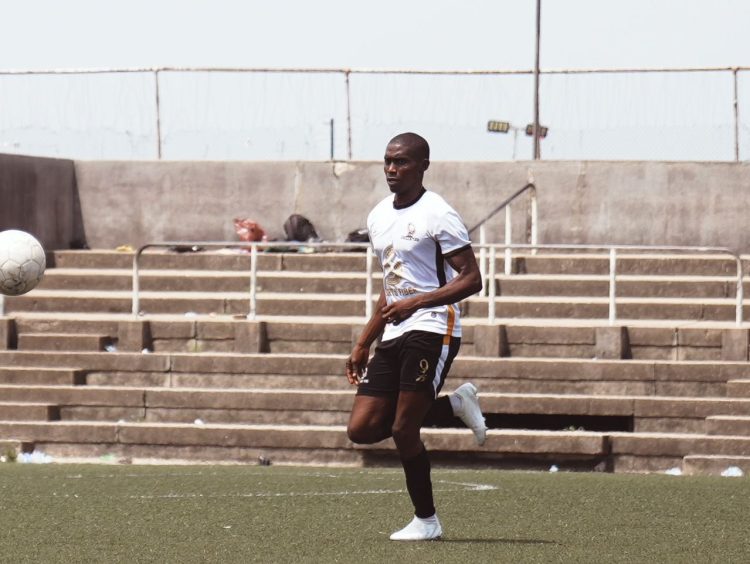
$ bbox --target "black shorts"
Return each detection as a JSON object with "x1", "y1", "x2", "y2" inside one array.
[{"x1": 356, "y1": 330, "x2": 461, "y2": 398}]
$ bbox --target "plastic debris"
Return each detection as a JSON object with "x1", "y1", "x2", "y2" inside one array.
[
  {"x1": 194, "y1": 418, "x2": 205, "y2": 425},
  {"x1": 115, "y1": 244, "x2": 135, "y2": 253},
  {"x1": 18, "y1": 450, "x2": 53, "y2": 464},
  {"x1": 720, "y1": 466, "x2": 744, "y2": 477},
  {"x1": 104, "y1": 344, "x2": 118, "y2": 353},
  {"x1": 141, "y1": 348, "x2": 151, "y2": 354},
  {"x1": 258, "y1": 456, "x2": 272, "y2": 466},
  {"x1": 664, "y1": 467, "x2": 683, "y2": 476},
  {"x1": 0, "y1": 456, "x2": 6, "y2": 463},
  {"x1": 549, "y1": 464, "x2": 559, "y2": 473}
]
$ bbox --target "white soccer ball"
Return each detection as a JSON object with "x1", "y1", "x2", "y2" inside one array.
[{"x1": 0, "y1": 230, "x2": 47, "y2": 296}]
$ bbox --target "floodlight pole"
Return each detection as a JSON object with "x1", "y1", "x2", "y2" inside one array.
[{"x1": 533, "y1": 0, "x2": 541, "y2": 160}]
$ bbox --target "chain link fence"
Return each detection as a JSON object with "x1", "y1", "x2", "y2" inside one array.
[{"x1": 0, "y1": 67, "x2": 747, "y2": 161}]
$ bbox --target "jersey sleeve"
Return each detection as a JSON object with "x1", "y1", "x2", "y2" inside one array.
[{"x1": 430, "y1": 203, "x2": 471, "y2": 257}]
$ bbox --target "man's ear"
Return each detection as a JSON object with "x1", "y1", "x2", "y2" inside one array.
[{"x1": 422, "y1": 159, "x2": 430, "y2": 172}]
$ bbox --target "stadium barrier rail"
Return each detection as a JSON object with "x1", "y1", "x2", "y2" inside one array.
[{"x1": 128, "y1": 241, "x2": 744, "y2": 328}]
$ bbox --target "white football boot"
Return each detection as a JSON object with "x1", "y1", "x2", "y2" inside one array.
[
  {"x1": 453, "y1": 383, "x2": 488, "y2": 446},
  {"x1": 389, "y1": 515, "x2": 443, "y2": 541}
]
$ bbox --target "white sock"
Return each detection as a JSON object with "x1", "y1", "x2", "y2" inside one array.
[
  {"x1": 449, "y1": 393, "x2": 462, "y2": 415},
  {"x1": 417, "y1": 514, "x2": 437, "y2": 523}
]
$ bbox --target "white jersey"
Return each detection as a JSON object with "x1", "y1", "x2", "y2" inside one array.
[{"x1": 367, "y1": 189, "x2": 472, "y2": 342}]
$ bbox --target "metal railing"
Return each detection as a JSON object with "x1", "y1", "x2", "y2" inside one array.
[
  {"x1": 468, "y1": 182, "x2": 538, "y2": 290},
  {"x1": 127, "y1": 241, "x2": 745, "y2": 328},
  {"x1": 132, "y1": 241, "x2": 374, "y2": 319},
  {"x1": 482, "y1": 244, "x2": 744, "y2": 326}
]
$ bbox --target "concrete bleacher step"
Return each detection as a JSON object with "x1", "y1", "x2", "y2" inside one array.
[
  {"x1": 682, "y1": 454, "x2": 750, "y2": 476},
  {"x1": 0, "y1": 420, "x2": 608, "y2": 466},
  {"x1": 727, "y1": 379, "x2": 750, "y2": 397},
  {"x1": 39, "y1": 268, "x2": 748, "y2": 300},
  {"x1": 1, "y1": 417, "x2": 749, "y2": 472},
  {"x1": 49, "y1": 250, "x2": 743, "y2": 277},
  {"x1": 0, "y1": 402, "x2": 60, "y2": 421},
  {"x1": 49, "y1": 250, "x2": 374, "y2": 272},
  {"x1": 2, "y1": 350, "x2": 750, "y2": 396},
  {"x1": 608, "y1": 431, "x2": 750, "y2": 472},
  {"x1": 705, "y1": 415, "x2": 750, "y2": 436},
  {"x1": 39, "y1": 269, "x2": 370, "y2": 294},
  {"x1": 8, "y1": 314, "x2": 740, "y2": 360},
  {"x1": 17, "y1": 333, "x2": 112, "y2": 352},
  {"x1": 0, "y1": 367, "x2": 86, "y2": 386},
  {"x1": 6, "y1": 289, "x2": 747, "y2": 321}
]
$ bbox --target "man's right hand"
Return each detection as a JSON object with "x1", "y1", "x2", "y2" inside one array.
[{"x1": 346, "y1": 344, "x2": 369, "y2": 385}]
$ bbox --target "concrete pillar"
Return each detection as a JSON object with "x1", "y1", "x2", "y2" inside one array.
[
  {"x1": 117, "y1": 320, "x2": 153, "y2": 352},
  {"x1": 234, "y1": 321, "x2": 269, "y2": 353},
  {"x1": 721, "y1": 329, "x2": 749, "y2": 361},
  {"x1": 0, "y1": 317, "x2": 17, "y2": 350},
  {"x1": 473, "y1": 324, "x2": 509, "y2": 357},
  {"x1": 595, "y1": 326, "x2": 630, "y2": 359}
]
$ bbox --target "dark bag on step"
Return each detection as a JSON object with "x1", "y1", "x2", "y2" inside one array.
[{"x1": 284, "y1": 214, "x2": 320, "y2": 242}]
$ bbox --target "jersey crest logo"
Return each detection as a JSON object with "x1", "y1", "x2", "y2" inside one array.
[{"x1": 401, "y1": 223, "x2": 420, "y2": 242}]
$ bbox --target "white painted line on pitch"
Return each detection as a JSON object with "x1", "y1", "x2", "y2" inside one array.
[
  {"x1": 435, "y1": 480, "x2": 498, "y2": 491},
  {"x1": 125, "y1": 481, "x2": 497, "y2": 500}
]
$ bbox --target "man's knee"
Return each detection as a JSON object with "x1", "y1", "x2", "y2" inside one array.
[
  {"x1": 347, "y1": 422, "x2": 386, "y2": 445},
  {"x1": 391, "y1": 420, "x2": 420, "y2": 448}
]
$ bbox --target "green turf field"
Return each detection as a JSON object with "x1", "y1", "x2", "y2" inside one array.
[{"x1": 0, "y1": 464, "x2": 748, "y2": 563}]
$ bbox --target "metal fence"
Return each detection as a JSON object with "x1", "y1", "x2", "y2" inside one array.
[{"x1": 0, "y1": 66, "x2": 748, "y2": 161}]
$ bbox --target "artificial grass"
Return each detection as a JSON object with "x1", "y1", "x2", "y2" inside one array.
[{"x1": 0, "y1": 464, "x2": 748, "y2": 563}]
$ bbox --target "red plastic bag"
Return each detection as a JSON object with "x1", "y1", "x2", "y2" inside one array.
[{"x1": 233, "y1": 218, "x2": 267, "y2": 242}]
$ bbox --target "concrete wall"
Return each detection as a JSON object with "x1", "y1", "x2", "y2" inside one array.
[
  {"x1": 73, "y1": 159, "x2": 750, "y2": 252},
  {"x1": 4, "y1": 154, "x2": 749, "y2": 251},
  {"x1": 0, "y1": 154, "x2": 86, "y2": 250}
]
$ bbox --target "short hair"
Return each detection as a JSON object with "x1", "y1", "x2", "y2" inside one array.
[{"x1": 388, "y1": 132, "x2": 430, "y2": 161}]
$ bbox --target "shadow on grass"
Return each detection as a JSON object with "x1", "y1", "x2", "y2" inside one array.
[{"x1": 441, "y1": 538, "x2": 558, "y2": 545}]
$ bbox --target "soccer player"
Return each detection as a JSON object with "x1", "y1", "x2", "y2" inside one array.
[{"x1": 346, "y1": 132, "x2": 487, "y2": 541}]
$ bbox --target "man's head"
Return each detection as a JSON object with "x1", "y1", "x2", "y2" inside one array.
[{"x1": 384, "y1": 132, "x2": 430, "y2": 199}]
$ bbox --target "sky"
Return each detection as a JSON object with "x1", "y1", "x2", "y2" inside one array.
[
  {"x1": 2, "y1": 0, "x2": 748, "y2": 72},
  {"x1": 0, "y1": 1, "x2": 748, "y2": 161}
]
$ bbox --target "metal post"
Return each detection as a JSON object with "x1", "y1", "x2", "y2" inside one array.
[
  {"x1": 345, "y1": 70, "x2": 353, "y2": 160},
  {"x1": 530, "y1": 187, "x2": 538, "y2": 255},
  {"x1": 154, "y1": 70, "x2": 162, "y2": 160},
  {"x1": 365, "y1": 246, "x2": 373, "y2": 318},
  {"x1": 735, "y1": 256, "x2": 744, "y2": 326},
  {"x1": 488, "y1": 246, "x2": 497, "y2": 323},
  {"x1": 608, "y1": 248, "x2": 617, "y2": 325},
  {"x1": 504, "y1": 206, "x2": 512, "y2": 275},
  {"x1": 479, "y1": 225, "x2": 487, "y2": 296},
  {"x1": 532, "y1": 0, "x2": 542, "y2": 160},
  {"x1": 132, "y1": 248, "x2": 141, "y2": 316},
  {"x1": 248, "y1": 244, "x2": 258, "y2": 319},
  {"x1": 733, "y1": 68, "x2": 740, "y2": 162},
  {"x1": 0, "y1": 294, "x2": 5, "y2": 316},
  {"x1": 329, "y1": 118, "x2": 335, "y2": 161}
]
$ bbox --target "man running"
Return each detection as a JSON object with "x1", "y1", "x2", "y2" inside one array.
[{"x1": 346, "y1": 132, "x2": 487, "y2": 541}]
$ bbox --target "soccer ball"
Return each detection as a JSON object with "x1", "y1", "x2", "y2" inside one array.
[{"x1": 0, "y1": 230, "x2": 46, "y2": 296}]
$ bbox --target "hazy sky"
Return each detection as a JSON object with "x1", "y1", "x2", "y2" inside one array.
[
  {"x1": 1, "y1": 0, "x2": 748, "y2": 71},
  {"x1": 1, "y1": 1, "x2": 748, "y2": 161}
]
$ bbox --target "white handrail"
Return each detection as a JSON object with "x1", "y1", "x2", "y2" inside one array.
[
  {"x1": 484, "y1": 244, "x2": 744, "y2": 327},
  {"x1": 468, "y1": 183, "x2": 538, "y2": 288},
  {"x1": 132, "y1": 241, "x2": 372, "y2": 319},
  {"x1": 130, "y1": 241, "x2": 745, "y2": 328}
]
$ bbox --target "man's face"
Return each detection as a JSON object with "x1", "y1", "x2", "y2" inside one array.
[{"x1": 383, "y1": 142, "x2": 428, "y2": 195}]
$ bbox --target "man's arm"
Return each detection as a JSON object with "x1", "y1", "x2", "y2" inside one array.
[
  {"x1": 380, "y1": 246, "x2": 482, "y2": 325},
  {"x1": 346, "y1": 289, "x2": 388, "y2": 385}
]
